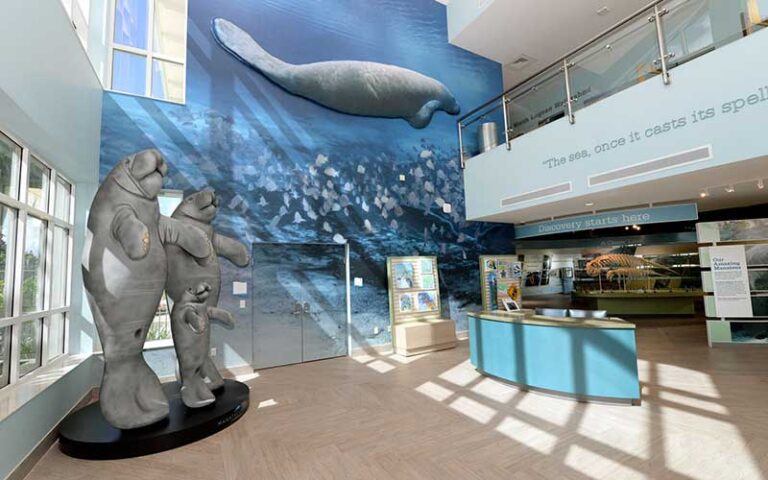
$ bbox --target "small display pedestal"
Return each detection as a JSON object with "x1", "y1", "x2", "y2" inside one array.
[
  {"x1": 59, "y1": 379, "x2": 249, "y2": 460},
  {"x1": 387, "y1": 256, "x2": 456, "y2": 357}
]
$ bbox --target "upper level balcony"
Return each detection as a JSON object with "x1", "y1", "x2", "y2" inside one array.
[{"x1": 454, "y1": 0, "x2": 768, "y2": 225}]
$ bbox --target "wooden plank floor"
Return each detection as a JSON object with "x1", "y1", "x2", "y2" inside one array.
[{"x1": 26, "y1": 323, "x2": 768, "y2": 480}]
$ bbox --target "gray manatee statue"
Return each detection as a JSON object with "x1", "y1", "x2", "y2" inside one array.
[
  {"x1": 211, "y1": 18, "x2": 460, "y2": 129},
  {"x1": 82, "y1": 149, "x2": 212, "y2": 429},
  {"x1": 170, "y1": 282, "x2": 235, "y2": 408},
  {"x1": 165, "y1": 191, "x2": 250, "y2": 393}
]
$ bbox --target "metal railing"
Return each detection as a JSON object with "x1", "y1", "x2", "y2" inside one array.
[{"x1": 458, "y1": 0, "x2": 765, "y2": 168}]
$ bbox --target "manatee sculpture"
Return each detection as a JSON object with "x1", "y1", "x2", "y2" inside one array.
[
  {"x1": 170, "y1": 282, "x2": 235, "y2": 408},
  {"x1": 211, "y1": 18, "x2": 460, "y2": 129},
  {"x1": 82, "y1": 149, "x2": 212, "y2": 429},
  {"x1": 165, "y1": 191, "x2": 250, "y2": 394}
]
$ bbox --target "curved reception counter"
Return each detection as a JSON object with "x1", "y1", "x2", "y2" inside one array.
[{"x1": 468, "y1": 312, "x2": 640, "y2": 404}]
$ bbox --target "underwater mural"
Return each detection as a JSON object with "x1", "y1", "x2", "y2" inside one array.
[
  {"x1": 211, "y1": 18, "x2": 461, "y2": 129},
  {"x1": 100, "y1": 0, "x2": 515, "y2": 362}
]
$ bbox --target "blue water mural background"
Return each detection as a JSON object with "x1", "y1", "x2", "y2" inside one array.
[{"x1": 100, "y1": 0, "x2": 515, "y2": 363}]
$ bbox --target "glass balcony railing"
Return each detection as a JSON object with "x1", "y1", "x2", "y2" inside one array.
[{"x1": 458, "y1": 0, "x2": 768, "y2": 168}]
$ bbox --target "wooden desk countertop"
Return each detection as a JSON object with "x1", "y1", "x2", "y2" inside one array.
[{"x1": 468, "y1": 311, "x2": 635, "y2": 330}]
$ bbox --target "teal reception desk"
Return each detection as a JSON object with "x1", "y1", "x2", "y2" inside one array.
[{"x1": 468, "y1": 312, "x2": 640, "y2": 404}]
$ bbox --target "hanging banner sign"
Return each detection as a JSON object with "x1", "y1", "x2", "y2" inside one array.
[
  {"x1": 514, "y1": 203, "x2": 699, "y2": 239},
  {"x1": 710, "y1": 245, "x2": 753, "y2": 318}
]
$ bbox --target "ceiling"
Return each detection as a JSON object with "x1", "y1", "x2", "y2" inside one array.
[
  {"x1": 449, "y1": 0, "x2": 650, "y2": 89},
  {"x1": 475, "y1": 156, "x2": 768, "y2": 225}
]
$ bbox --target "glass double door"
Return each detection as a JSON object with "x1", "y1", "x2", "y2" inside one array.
[{"x1": 251, "y1": 243, "x2": 348, "y2": 369}]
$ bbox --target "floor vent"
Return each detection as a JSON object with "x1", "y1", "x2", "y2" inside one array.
[
  {"x1": 500, "y1": 182, "x2": 572, "y2": 207},
  {"x1": 589, "y1": 145, "x2": 712, "y2": 187}
]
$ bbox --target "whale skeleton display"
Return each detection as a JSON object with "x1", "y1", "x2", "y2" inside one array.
[{"x1": 211, "y1": 18, "x2": 460, "y2": 129}]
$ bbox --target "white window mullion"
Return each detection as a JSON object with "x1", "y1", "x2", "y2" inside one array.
[
  {"x1": 8, "y1": 150, "x2": 29, "y2": 384},
  {"x1": 106, "y1": 0, "x2": 117, "y2": 90},
  {"x1": 145, "y1": 0, "x2": 156, "y2": 98}
]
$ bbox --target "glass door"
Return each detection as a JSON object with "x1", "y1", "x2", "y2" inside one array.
[{"x1": 251, "y1": 243, "x2": 348, "y2": 369}]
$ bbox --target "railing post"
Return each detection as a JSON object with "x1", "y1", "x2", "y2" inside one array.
[
  {"x1": 650, "y1": 4, "x2": 671, "y2": 85},
  {"x1": 562, "y1": 58, "x2": 575, "y2": 125},
  {"x1": 502, "y1": 95, "x2": 512, "y2": 150},
  {"x1": 458, "y1": 121, "x2": 466, "y2": 169}
]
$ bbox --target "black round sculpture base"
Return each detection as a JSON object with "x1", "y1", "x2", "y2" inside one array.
[{"x1": 59, "y1": 379, "x2": 249, "y2": 460}]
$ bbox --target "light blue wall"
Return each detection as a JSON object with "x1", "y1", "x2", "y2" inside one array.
[
  {"x1": 446, "y1": 0, "x2": 495, "y2": 41},
  {"x1": 0, "y1": 0, "x2": 103, "y2": 356},
  {"x1": 0, "y1": 2, "x2": 103, "y2": 477},
  {"x1": 464, "y1": 29, "x2": 768, "y2": 221},
  {"x1": 0, "y1": 357, "x2": 102, "y2": 480}
]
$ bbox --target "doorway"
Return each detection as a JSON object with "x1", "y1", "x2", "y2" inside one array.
[{"x1": 251, "y1": 242, "x2": 350, "y2": 369}]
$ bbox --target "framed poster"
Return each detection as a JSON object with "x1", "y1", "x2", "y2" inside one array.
[
  {"x1": 393, "y1": 262, "x2": 415, "y2": 289},
  {"x1": 417, "y1": 291, "x2": 438, "y2": 312},
  {"x1": 710, "y1": 245, "x2": 753, "y2": 318},
  {"x1": 399, "y1": 293, "x2": 414, "y2": 312}
]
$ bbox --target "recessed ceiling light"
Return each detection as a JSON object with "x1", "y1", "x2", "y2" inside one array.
[
  {"x1": 725, "y1": 184, "x2": 735, "y2": 193},
  {"x1": 759, "y1": 179, "x2": 765, "y2": 190},
  {"x1": 585, "y1": 202, "x2": 594, "y2": 207},
  {"x1": 699, "y1": 190, "x2": 709, "y2": 198}
]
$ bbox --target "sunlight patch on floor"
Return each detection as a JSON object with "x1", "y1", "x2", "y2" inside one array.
[
  {"x1": 565, "y1": 444, "x2": 646, "y2": 480},
  {"x1": 438, "y1": 360, "x2": 480, "y2": 387},
  {"x1": 495, "y1": 415, "x2": 558, "y2": 454},
  {"x1": 388, "y1": 352, "x2": 430, "y2": 364},
  {"x1": 516, "y1": 392, "x2": 576, "y2": 427},
  {"x1": 234, "y1": 372, "x2": 260, "y2": 382},
  {"x1": 257, "y1": 398, "x2": 278, "y2": 409},
  {"x1": 658, "y1": 390, "x2": 729, "y2": 415},
  {"x1": 449, "y1": 396, "x2": 497, "y2": 424},
  {"x1": 351, "y1": 354, "x2": 376, "y2": 364},
  {"x1": 415, "y1": 381, "x2": 454, "y2": 402},
  {"x1": 366, "y1": 359, "x2": 396, "y2": 373},
  {"x1": 471, "y1": 377, "x2": 519, "y2": 404}
]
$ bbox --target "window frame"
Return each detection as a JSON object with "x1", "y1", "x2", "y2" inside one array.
[
  {"x1": 106, "y1": 0, "x2": 189, "y2": 105},
  {"x1": 0, "y1": 128, "x2": 75, "y2": 389}
]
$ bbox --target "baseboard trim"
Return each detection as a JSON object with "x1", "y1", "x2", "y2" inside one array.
[{"x1": 6, "y1": 387, "x2": 98, "y2": 480}]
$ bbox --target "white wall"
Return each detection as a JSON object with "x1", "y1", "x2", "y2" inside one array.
[{"x1": 0, "y1": 0, "x2": 104, "y2": 355}]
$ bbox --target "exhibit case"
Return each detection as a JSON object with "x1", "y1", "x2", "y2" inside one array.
[
  {"x1": 479, "y1": 255, "x2": 523, "y2": 311},
  {"x1": 572, "y1": 246, "x2": 703, "y2": 315},
  {"x1": 698, "y1": 218, "x2": 768, "y2": 345},
  {"x1": 386, "y1": 256, "x2": 456, "y2": 356}
]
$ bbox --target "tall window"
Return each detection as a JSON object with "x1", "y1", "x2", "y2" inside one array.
[
  {"x1": 108, "y1": 0, "x2": 188, "y2": 104},
  {"x1": 0, "y1": 130, "x2": 74, "y2": 389},
  {"x1": 144, "y1": 190, "x2": 183, "y2": 349}
]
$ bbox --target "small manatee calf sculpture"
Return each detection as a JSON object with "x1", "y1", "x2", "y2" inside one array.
[
  {"x1": 82, "y1": 149, "x2": 212, "y2": 429},
  {"x1": 211, "y1": 18, "x2": 460, "y2": 129},
  {"x1": 171, "y1": 282, "x2": 235, "y2": 408},
  {"x1": 166, "y1": 191, "x2": 250, "y2": 396}
]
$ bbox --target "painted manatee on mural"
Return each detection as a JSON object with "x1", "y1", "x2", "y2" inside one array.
[
  {"x1": 165, "y1": 190, "x2": 250, "y2": 393},
  {"x1": 211, "y1": 18, "x2": 460, "y2": 128},
  {"x1": 82, "y1": 149, "x2": 212, "y2": 429}
]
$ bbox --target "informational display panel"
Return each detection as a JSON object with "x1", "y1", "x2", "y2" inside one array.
[
  {"x1": 386, "y1": 256, "x2": 442, "y2": 325},
  {"x1": 698, "y1": 218, "x2": 768, "y2": 345},
  {"x1": 479, "y1": 255, "x2": 523, "y2": 311},
  {"x1": 709, "y1": 246, "x2": 753, "y2": 318}
]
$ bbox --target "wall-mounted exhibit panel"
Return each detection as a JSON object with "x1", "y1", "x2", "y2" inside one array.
[
  {"x1": 479, "y1": 255, "x2": 522, "y2": 311},
  {"x1": 468, "y1": 312, "x2": 640, "y2": 403},
  {"x1": 387, "y1": 257, "x2": 456, "y2": 356},
  {"x1": 698, "y1": 218, "x2": 768, "y2": 345}
]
